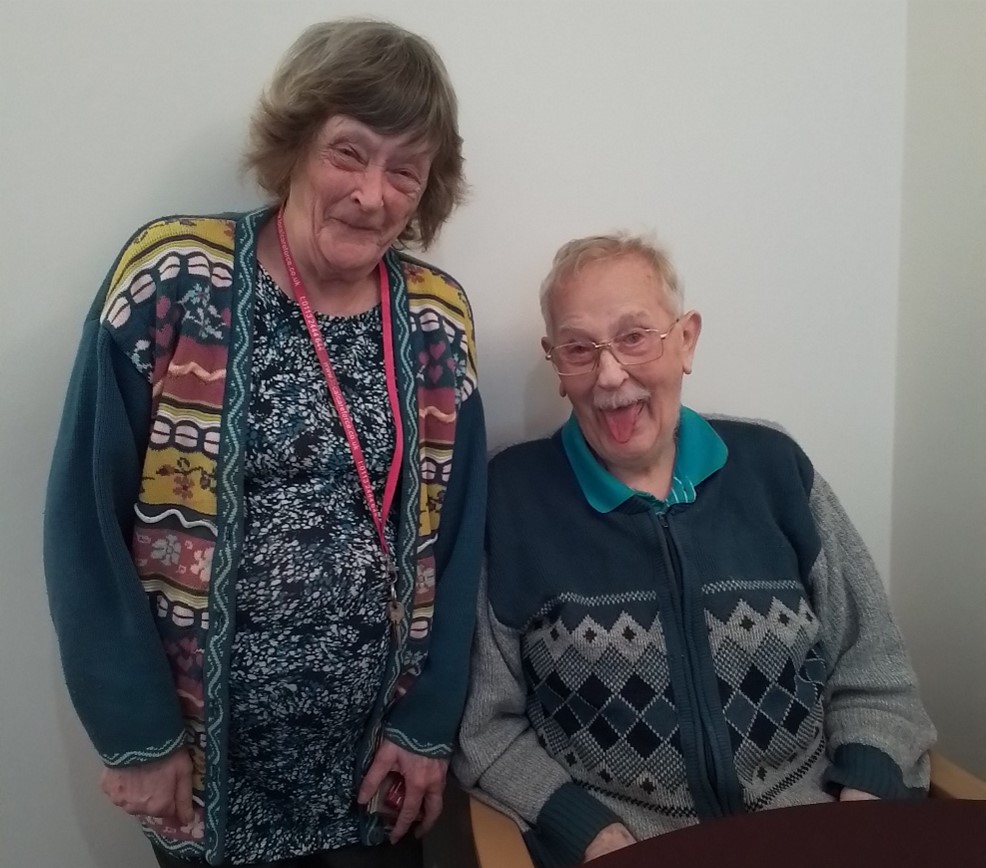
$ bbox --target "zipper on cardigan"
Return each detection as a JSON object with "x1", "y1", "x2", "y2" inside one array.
[{"x1": 653, "y1": 511, "x2": 725, "y2": 817}]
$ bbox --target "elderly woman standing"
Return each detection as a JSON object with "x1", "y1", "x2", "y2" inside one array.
[{"x1": 44, "y1": 20, "x2": 485, "y2": 868}]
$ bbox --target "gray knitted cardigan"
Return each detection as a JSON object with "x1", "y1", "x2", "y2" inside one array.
[{"x1": 453, "y1": 418, "x2": 934, "y2": 868}]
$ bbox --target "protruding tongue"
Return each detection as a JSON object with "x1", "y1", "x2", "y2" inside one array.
[{"x1": 602, "y1": 403, "x2": 642, "y2": 444}]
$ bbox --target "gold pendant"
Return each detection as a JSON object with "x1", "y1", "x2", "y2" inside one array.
[{"x1": 388, "y1": 599, "x2": 405, "y2": 623}]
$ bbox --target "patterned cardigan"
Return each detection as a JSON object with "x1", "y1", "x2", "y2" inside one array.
[
  {"x1": 454, "y1": 420, "x2": 933, "y2": 868},
  {"x1": 44, "y1": 209, "x2": 486, "y2": 863}
]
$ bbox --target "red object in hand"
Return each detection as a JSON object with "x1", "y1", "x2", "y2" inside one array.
[
  {"x1": 371, "y1": 772, "x2": 424, "y2": 823},
  {"x1": 383, "y1": 774, "x2": 406, "y2": 814}
]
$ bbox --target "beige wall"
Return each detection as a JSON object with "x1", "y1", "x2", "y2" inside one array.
[{"x1": 891, "y1": 0, "x2": 986, "y2": 776}]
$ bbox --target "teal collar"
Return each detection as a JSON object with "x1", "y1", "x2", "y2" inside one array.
[{"x1": 561, "y1": 405, "x2": 728, "y2": 513}]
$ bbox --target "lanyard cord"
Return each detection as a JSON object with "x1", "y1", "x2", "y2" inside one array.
[{"x1": 275, "y1": 207, "x2": 406, "y2": 620}]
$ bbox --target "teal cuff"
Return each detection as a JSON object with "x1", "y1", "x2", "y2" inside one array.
[
  {"x1": 381, "y1": 725, "x2": 452, "y2": 759},
  {"x1": 824, "y1": 743, "x2": 927, "y2": 800},
  {"x1": 536, "y1": 782, "x2": 622, "y2": 867}
]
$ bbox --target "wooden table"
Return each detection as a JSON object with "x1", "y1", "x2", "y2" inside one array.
[{"x1": 592, "y1": 800, "x2": 986, "y2": 868}]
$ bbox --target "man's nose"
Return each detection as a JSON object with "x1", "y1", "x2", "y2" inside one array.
[{"x1": 594, "y1": 347, "x2": 629, "y2": 388}]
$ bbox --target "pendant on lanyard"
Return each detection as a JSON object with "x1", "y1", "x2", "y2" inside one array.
[{"x1": 275, "y1": 208, "x2": 406, "y2": 625}]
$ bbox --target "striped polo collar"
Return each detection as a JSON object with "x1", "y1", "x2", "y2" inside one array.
[{"x1": 561, "y1": 405, "x2": 728, "y2": 513}]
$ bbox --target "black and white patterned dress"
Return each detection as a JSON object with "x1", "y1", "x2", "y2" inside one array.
[{"x1": 224, "y1": 265, "x2": 396, "y2": 863}]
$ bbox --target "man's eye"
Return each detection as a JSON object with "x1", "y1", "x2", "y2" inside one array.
[
  {"x1": 562, "y1": 343, "x2": 594, "y2": 359},
  {"x1": 617, "y1": 330, "x2": 647, "y2": 348}
]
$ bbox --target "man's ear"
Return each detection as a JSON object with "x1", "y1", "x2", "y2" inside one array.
[
  {"x1": 542, "y1": 336, "x2": 567, "y2": 397},
  {"x1": 679, "y1": 310, "x2": 702, "y2": 375}
]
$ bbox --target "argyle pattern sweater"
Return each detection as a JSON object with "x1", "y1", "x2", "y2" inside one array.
[
  {"x1": 44, "y1": 209, "x2": 486, "y2": 863},
  {"x1": 454, "y1": 419, "x2": 933, "y2": 868}
]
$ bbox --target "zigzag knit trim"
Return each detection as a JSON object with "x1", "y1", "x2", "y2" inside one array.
[
  {"x1": 703, "y1": 579, "x2": 804, "y2": 594},
  {"x1": 141, "y1": 829, "x2": 204, "y2": 861},
  {"x1": 100, "y1": 731, "x2": 185, "y2": 767},
  {"x1": 527, "y1": 591, "x2": 661, "y2": 627},
  {"x1": 581, "y1": 780, "x2": 700, "y2": 820},
  {"x1": 383, "y1": 726, "x2": 453, "y2": 759},
  {"x1": 201, "y1": 207, "x2": 264, "y2": 862},
  {"x1": 747, "y1": 736, "x2": 826, "y2": 810}
]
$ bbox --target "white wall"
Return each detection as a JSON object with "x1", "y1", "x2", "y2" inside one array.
[
  {"x1": 891, "y1": 0, "x2": 986, "y2": 777},
  {"x1": 1, "y1": 2, "x2": 910, "y2": 866}
]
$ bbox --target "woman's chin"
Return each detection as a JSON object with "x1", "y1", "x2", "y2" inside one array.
[{"x1": 317, "y1": 240, "x2": 385, "y2": 279}]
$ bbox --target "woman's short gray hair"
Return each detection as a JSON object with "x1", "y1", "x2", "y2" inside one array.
[
  {"x1": 243, "y1": 19, "x2": 465, "y2": 249},
  {"x1": 539, "y1": 233, "x2": 682, "y2": 331}
]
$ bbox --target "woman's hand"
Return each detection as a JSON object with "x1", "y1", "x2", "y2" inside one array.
[
  {"x1": 100, "y1": 749, "x2": 194, "y2": 824},
  {"x1": 583, "y1": 823, "x2": 636, "y2": 862},
  {"x1": 357, "y1": 738, "x2": 448, "y2": 842},
  {"x1": 840, "y1": 787, "x2": 880, "y2": 801}
]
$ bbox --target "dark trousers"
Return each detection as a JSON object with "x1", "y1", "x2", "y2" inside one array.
[{"x1": 152, "y1": 837, "x2": 423, "y2": 868}]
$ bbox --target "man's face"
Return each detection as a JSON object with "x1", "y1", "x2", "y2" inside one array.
[{"x1": 543, "y1": 254, "x2": 701, "y2": 477}]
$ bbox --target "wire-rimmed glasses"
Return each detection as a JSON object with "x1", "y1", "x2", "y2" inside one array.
[{"x1": 544, "y1": 320, "x2": 679, "y2": 376}]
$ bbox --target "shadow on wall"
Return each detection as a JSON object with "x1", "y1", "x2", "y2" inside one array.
[{"x1": 524, "y1": 356, "x2": 569, "y2": 444}]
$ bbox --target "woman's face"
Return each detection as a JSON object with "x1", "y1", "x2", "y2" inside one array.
[{"x1": 286, "y1": 115, "x2": 434, "y2": 282}]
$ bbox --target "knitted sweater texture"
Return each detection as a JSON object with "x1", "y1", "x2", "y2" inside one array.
[
  {"x1": 44, "y1": 210, "x2": 486, "y2": 863},
  {"x1": 454, "y1": 418, "x2": 933, "y2": 868}
]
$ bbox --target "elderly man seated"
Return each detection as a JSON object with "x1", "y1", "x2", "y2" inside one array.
[{"x1": 453, "y1": 234, "x2": 934, "y2": 867}]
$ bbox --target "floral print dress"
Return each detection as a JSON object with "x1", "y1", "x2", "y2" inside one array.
[{"x1": 223, "y1": 265, "x2": 396, "y2": 863}]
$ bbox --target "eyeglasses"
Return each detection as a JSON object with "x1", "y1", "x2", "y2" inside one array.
[{"x1": 545, "y1": 320, "x2": 680, "y2": 376}]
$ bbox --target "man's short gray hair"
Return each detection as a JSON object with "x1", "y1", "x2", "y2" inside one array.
[{"x1": 539, "y1": 233, "x2": 682, "y2": 332}]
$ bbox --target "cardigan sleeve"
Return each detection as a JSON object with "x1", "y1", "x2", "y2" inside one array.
[
  {"x1": 808, "y1": 473, "x2": 935, "y2": 798},
  {"x1": 452, "y1": 570, "x2": 621, "y2": 868},
  {"x1": 383, "y1": 390, "x2": 487, "y2": 756},
  {"x1": 44, "y1": 315, "x2": 186, "y2": 767}
]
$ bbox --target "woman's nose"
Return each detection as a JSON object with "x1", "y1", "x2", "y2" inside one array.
[{"x1": 351, "y1": 164, "x2": 385, "y2": 211}]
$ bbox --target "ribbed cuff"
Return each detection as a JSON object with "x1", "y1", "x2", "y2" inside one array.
[
  {"x1": 536, "y1": 782, "x2": 621, "y2": 867},
  {"x1": 824, "y1": 743, "x2": 926, "y2": 799}
]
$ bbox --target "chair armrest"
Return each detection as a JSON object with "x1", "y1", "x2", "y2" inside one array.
[
  {"x1": 468, "y1": 795, "x2": 535, "y2": 868},
  {"x1": 929, "y1": 750, "x2": 986, "y2": 800}
]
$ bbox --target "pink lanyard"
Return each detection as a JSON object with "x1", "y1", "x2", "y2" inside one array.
[{"x1": 275, "y1": 208, "x2": 406, "y2": 619}]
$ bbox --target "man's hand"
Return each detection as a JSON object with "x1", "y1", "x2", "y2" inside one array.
[
  {"x1": 583, "y1": 823, "x2": 636, "y2": 862},
  {"x1": 840, "y1": 787, "x2": 880, "y2": 801},
  {"x1": 100, "y1": 749, "x2": 194, "y2": 824},
  {"x1": 357, "y1": 738, "x2": 448, "y2": 843}
]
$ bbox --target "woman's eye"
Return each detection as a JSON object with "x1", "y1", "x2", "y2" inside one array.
[
  {"x1": 389, "y1": 168, "x2": 423, "y2": 192},
  {"x1": 329, "y1": 146, "x2": 365, "y2": 169}
]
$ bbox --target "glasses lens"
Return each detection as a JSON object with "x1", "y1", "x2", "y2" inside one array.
[
  {"x1": 611, "y1": 329, "x2": 663, "y2": 365},
  {"x1": 552, "y1": 342, "x2": 597, "y2": 374}
]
